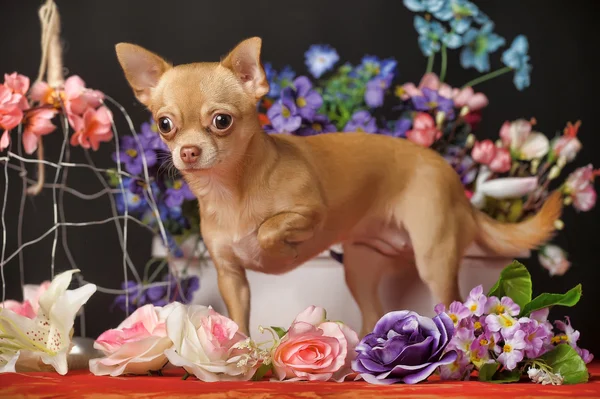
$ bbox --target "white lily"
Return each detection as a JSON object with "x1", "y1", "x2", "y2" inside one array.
[
  {"x1": 0, "y1": 269, "x2": 96, "y2": 374},
  {"x1": 471, "y1": 166, "x2": 538, "y2": 209}
]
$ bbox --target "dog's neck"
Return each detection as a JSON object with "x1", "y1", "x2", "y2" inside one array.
[{"x1": 183, "y1": 122, "x2": 277, "y2": 206}]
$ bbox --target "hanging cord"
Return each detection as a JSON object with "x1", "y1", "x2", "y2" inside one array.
[{"x1": 27, "y1": 0, "x2": 64, "y2": 196}]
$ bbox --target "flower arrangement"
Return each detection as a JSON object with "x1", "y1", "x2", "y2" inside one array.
[
  {"x1": 0, "y1": 261, "x2": 592, "y2": 385},
  {"x1": 255, "y1": 0, "x2": 599, "y2": 276}
]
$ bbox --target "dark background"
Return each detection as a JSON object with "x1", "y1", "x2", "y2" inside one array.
[{"x1": 1, "y1": 1, "x2": 599, "y2": 354}]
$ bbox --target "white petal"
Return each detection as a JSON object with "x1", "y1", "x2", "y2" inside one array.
[
  {"x1": 41, "y1": 347, "x2": 69, "y2": 375},
  {"x1": 0, "y1": 351, "x2": 19, "y2": 373},
  {"x1": 49, "y1": 284, "x2": 97, "y2": 346},
  {"x1": 520, "y1": 133, "x2": 549, "y2": 160},
  {"x1": 478, "y1": 177, "x2": 538, "y2": 199},
  {"x1": 38, "y1": 270, "x2": 80, "y2": 315}
]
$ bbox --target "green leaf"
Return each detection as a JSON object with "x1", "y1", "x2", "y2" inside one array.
[
  {"x1": 489, "y1": 369, "x2": 522, "y2": 384},
  {"x1": 271, "y1": 327, "x2": 287, "y2": 339},
  {"x1": 251, "y1": 363, "x2": 271, "y2": 381},
  {"x1": 487, "y1": 261, "x2": 532, "y2": 309},
  {"x1": 519, "y1": 285, "x2": 582, "y2": 318},
  {"x1": 478, "y1": 362, "x2": 499, "y2": 381},
  {"x1": 541, "y1": 344, "x2": 589, "y2": 384}
]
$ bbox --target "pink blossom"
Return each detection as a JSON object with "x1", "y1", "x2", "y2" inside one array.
[
  {"x1": 538, "y1": 245, "x2": 571, "y2": 276},
  {"x1": 496, "y1": 330, "x2": 526, "y2": 370},
  {"x1": 484, "y1": 296, "x2": 520, "y2": 317},
  {"x1": 564, "y1": 164, "x2": 598, "y2": 212},
  {"x1": 0, "y1": 281, "x2": 51, "y2": 319},
  {"x1": 471, "y1": 140, "x2": 496, "y2": 164},
  {"x1": 448, "y1": 327, "x2": 475, "y2": 354},
  {"x1": 499, "y1": 119, "x2": 549, "y2": 160},
  {"x1": 488, "y1": 148, "x2": 512, "y2": 173},
  {"x1": 63, "y1": 75, "x2": 103, "y2": 116},
  {"x1": 452, "y1": 86, "x2": 488, "y2": 111},
  {"x1": 91, "y1": 303, "x2": 177, "y2": 376},
  {"x1": 3, "y1": 73, "x2": 30, "y2": 110},
  {"x1": 406, "y1": 112, "x2": 440, "y2": 147},
  {"x1": 272, "y1": 306, "x2": 358, "y2": 382},
  {"x1": 464, "y1": 285, "x2": 486, "y2": 316},
  {"x1": 70, "y1": 106, "x2": 113, "y2": 151},
  {"x1": 485, "y1": 313, "x2": 520, "y2": 338},
  {"x1": 0, "y1": 84, "x2": 25, "y2": 151},
  {"x1": 22, "y1": 108, "x2": 59, "y2": 154},
  {"x1": 439, "y1": 350, "x2": 472, "y2": 380},
  {"x1": 519, "y1": 317, "x2": 550, "y2": 358}
]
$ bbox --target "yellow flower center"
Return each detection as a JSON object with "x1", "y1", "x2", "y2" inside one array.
[
  {"x1": 296, "y1": 97, "x2": 307, "y2": 108},
  {"x1": 551, "y1": 334, "x2": 569, "y2": 344},
  {"x1": 356, "y1": 127, "x2": 364, "y2": 133},
  {"x1": 126, "y1": 149, "x2": 138, "y2": 158},
  {"x1": 131, "y1": 195, "x2": 140, "y2": 204},
  {"x1": 394, "y1": 86, "x2": 406, "y2": 98},
  {"x1": 427, "y1": 101, "x2": 438, "y2": 108},
  {"x1": 503, "y1": 344, "x2": 512, "y2": 353},
  {"x1": 480, "y1": 339, "x2": 489, "y2": 346},
  {"x1": 450, "y1": 314, "x2": 458, "y2": 324},
  {"x1": 173, "y1": 180, "x2": 183, "y2": 190},
  {"x1": 282, "y1": 106, "x2": 291, "y2": 118},
  {"x1": 500, "y1": 314, "x2": 514, "y2": 327},
  {"x1": 495, "y1": 305, "x2": 506, "y2": 314},
  {"x1": 474, "y1": 321, "x2": 482, "y2": 330},
  {"x1": 312, "y1": 123, "x2": 323, "y2": 132},
  {"x1": 470, "y1": 304, "x2": 477, "y2": 312}
]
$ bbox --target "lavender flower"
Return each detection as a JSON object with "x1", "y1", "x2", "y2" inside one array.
[
  {"x1": 484, "y1": 296, "x2": 520, "y2": 316},
  {"x1": 146, "y1": 273, "x2": 200, "y2": 306},
  {"x1": 291, "y1": 77, "x2": 323, "y2": 120},
  {"x1": 343, "y1": 110, "x2": 378, "y2": 133},
  {"x1": 296, "y1": 114, "x2": 337, "y2": 136},
  {"x1": 112, "y1": 281, "x2": 146, "y2": 313},
  {"x1": 435, "y1": 301, "x2": 470, "y2": 327},
  {"x1": 411, "y1": 88, "x2": 455, "y2": 117},
  {"x1": 496, "y1": 329, "x2": 526, "y2": 370},
  {"x1": 164, "y1": 178, "x2": 195, "y2": 207},
  {"x1": 519, "y1": 317, "x2": 551, "y2": 358},
  {"x1": 267, "y1": 93, "x2": 302, "y2": 133},
  {"x1": 554, "y1": 317, "x2": 594, "y2": 364},
  {"x1": 114, "y1": 136, "x2": 158, "y2": 175},
  {"x1": 463, "y1": 285, "x2": 486, "y2": 316},
  {"x1": 353, "y1": 310, "x2": 457, "y2": 384},
  {"x1": 365, "y1": 74, "x2": 393, "y2": 108},
  {"x1": 439, "y1": 350, "x2": 473, "y2": 380}
]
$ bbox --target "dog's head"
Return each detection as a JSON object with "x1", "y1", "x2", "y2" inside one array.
[{"x1": 115, "y1": 38, "x2": 269, "y2": 172}]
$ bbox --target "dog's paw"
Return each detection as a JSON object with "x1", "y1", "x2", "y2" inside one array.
[{"x1": 257, "y1": 229, "x2": 298, "y2": 259}]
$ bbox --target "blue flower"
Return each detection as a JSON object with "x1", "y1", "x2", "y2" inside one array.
[
  {"x1": 414, "y1": 16, "x2": 461, "y2": 56},
  {"x1": 460, "y1": 22, "x2": 506, "y2": 72},
  {"x1": 365, "y1": 74, "x2": 393, "y2": 108},
  {"x1": 305, "y1": 44, "x2": 339, "y2": 78},
  {"x1": 139, "y1": 119, "x2": 168, "y2": 152},
  {"x1": 344, "y1": 110, "x2": 378, "y2": 133},
  {"x1": 164, "y1": 178, "x2": 195, "y2": 207},
  {"x1": 113, "y1": 136, "x2": 158, "y2": 176},
  {"x1": 359, "y1": 56, "x2": 398, "y2": 78},
  {"x1": 403, "y1": 0, "x2": 446, "y2": 14},
  {"x1": 112, "y1": 281, "x2": 146, "y2": 313},
  {"x1": 411, "y1": 88, "x2": 455, "y2": 118},
  {"x1": 291, "y1": 76, "x2": 323, "y2": 120},
  {"x1": 502, "y1": 35, "x2": 532, "y2": 91},
  {"x1": 115, "y1": 178, "x2": 148, "y2": 214},
  {"x1": 431, "y1": 0, "x2": 481, "y2": 21},
  {"x1": 266, "y1": 90, "x2": 303, "y2": 133},
  {"x1": 296, "y1": 115, "x2": 337, "y2": 136},
  {"x1": 263, "y1": 64, "x2": 296, "y2": 98}
]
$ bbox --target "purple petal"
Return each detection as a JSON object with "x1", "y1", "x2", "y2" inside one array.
[
  {"x1": 373, "y1": 311, "x2": 414, "y2": 336},
  {"x1": 411, "y1": 96, "x2": 430, "y2": 111},
  {"x1": 293, "y1": 76, "x2": 313, "y2": 96}
]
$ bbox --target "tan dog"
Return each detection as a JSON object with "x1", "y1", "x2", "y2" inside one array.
[{"x1": 115, "y1": 37, "x2": 561, "y2": 337}]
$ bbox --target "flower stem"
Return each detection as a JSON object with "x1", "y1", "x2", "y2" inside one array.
[
  {"x1": 426, "y1": 52, "x2": 435, "y2": 74},
  {"x1": 440, "y1": 44, "x2": 448, "y2": 82},
  {"x1": 182, "y1": 371, "x2": 190, "y2": 380},
  {"x1": 462, "y1": 66, "x2": 513, "y2": 89}
]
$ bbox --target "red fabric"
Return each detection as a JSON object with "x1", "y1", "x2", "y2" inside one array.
[{"x1": 1, "y1": 363, "x2": 599, "y2": 399}]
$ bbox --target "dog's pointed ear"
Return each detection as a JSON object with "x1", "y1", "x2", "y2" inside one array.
[
  {"x1": 115, "y1": 43, "x2": 171, "y2": 106},
  {"x1": 221, "y1": 37, "x2": 269, "y2": 100}
]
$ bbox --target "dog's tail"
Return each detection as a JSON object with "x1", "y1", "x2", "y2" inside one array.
[{"x1": 473, "y1": 190, "x2": 563, "y2": 257}]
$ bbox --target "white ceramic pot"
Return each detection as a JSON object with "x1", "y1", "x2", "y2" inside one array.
[{"x1": 152, "y1": 235, "x2": 529, "y2": 338}]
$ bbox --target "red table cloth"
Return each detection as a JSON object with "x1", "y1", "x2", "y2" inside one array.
[{"x1": 1, "y1": 363, "x2": 599, "y2": 399}]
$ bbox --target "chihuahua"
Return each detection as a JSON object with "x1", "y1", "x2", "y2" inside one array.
[{"x1": 115, "y1": 38, "x2": 561, "y2": 336}]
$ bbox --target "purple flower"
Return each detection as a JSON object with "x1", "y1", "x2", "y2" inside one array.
[
  {"x1": 343, "y1": 110, "x2": 378, "y2": 133},
  {"x1": 463, "y1": 285, "x2": 486, "y2": 316},
  {"x1": 554, "y1": 317, "x2": 594, "y2": 364},
  {"x1": 448, "y1": 326, "x2": 475, "y2": 354},
  {"x1": 353, "y1": 310, "x2": 457, "y2": 385},
  {"x1": 291, "y1": 76, "x2": 323, "y2": 120},
  {"x1": 145, "y1": 273, "x2": 200, "y2": 306},
  {"x1": 519, "y1": 317, "x2": 550, "y2": 358},
  {"x1": 485, "y1": 313, "x2": 520, "y2": 338},
  {"x1": 140, "y1": 120, "x2": 168, "y2": 151},
  {"x1": 484, "y1": 296, "x2": 520, "y2": 316},
  {"x1": 113, "y1": 136, "x2": 158, "y2": 176},
  {"x1": 439, "y1": 350, "x2": 473, "y2": 380},
  {"x1": 436, "y1": 301, "x2": 470, "y2": 327},
  {"x1": 296, "y1": 115, "x2": 337, "y2": 136},
  {"x1": 496, "y1": 329, "x2": 526, "y2": 370},
  {"x1": 112, "y1": 281, "x2": 145, "y2": 313},
  {"x1": 412, "y1": 88, "x2": 455, "y2": 118},
  {"x1": 164, "y1": 178, "x2": 195, "y2": 207},
  {"x1": 469, "y1": 329, "x2": 496, "y2": 359},
  {"x1": 365, "y1": 74, "x2": 393, "y2": 108},
  {"x1": 266, "y1": 93, "x2": 302, "y2": 133}
]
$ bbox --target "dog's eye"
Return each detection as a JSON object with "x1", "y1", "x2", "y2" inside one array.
[
  {"x1": 157, "y1": 117, "x2": 174, "y2": 134},
  {"x1": 212, "y1": 114, "x2": 232, "y2": 130}
]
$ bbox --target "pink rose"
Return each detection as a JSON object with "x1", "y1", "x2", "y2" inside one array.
[
  {"x1": 489, "y1": 148, "x2": 512, "y2": 173},
  {"x1": 471, "y1": 140, "x2": 496, "y2": 165},
  {"x1": 90, "y1": 303, "x2": 177, "y2": 376},
  {"x1": 271, "y1": 306, "x2": 359, "y2": 382}
]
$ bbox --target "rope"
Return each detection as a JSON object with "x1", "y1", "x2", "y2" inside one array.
[{"x1": 28, "y1": 0, "x2": 64, "y2": 196}]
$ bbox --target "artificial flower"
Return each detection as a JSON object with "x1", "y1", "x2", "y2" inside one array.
[
  {"x1": 113, "y1": 136, "x2": 158, "y2": 175},
  {"x1": 271, "y1": 306, "x2": 358, "y2": 382},
  {"x1": 463, "y1": 285, "x2": 486, "y2": 316},
  {"x1": 90, "y1": 303, "x2": 178, "y2": 376},
  {"x1": 164, "y1": 305, "x2": 263, "y2": 381},
  {"x1": 0, "y1": 281, "x2": 51, "y2": 319},
  {"x1": 365, "y1": 74, "x2": 393, "y2": 108},
  {"x1": 484, "y1": 296, "x2": 520, "y2": 317},
  {"x1": 412, "y1": 87, "x2": 455, "y2": 117},
  {"x1": 266, "y1": 94, "x2": 302, "y2": 133},
  {"x1": 413, "y1": 16, "x2": 446, "y2": 56},
  {"x1": 353, "y1": 310, "x2": 457, "y2": 385},
  {"x1": 438, "y1": 350, "x2": 472, "y2": 380},
  {"x1": 263, "y1": 64, "x2": 296, "y2": 98},
  {"x1": 563, "y1": 164, "x2": 598, "y2": 212},
  {"x1": 499, "y1": 119, "x2": 549, "y2": 160},
  {"x1": 289, "y1": 77, "x2": 323, "y2": 120},
  {"x1": 405, "y1": 112, "x2": 441, "y2": 147},
  {"x1": 519, "y1": 317, "x2": 551, "y2": 358},
  {"x1": 538, "y1": 245, "x2": 571, "y2": 276},
  {"x1": 296, "y1": 114, "x2": 337, "y2": 136},
  {"x1": 488, "y1": 148, "x2": 511, "y2": 173},
  {"x1": 553, "y1": 317, "x2": 594, "y2": 364},
  {"x1": 70, "y1": 106, "x2": 113, "y2": 151},
  {"x1": 3, "y1": 73, "x2": 30, "y2": 110},
  {"x1": 305, "y1": 44, "x2": 339, "y2": 79},
  {"x1": 358, "y1": 56, "x2": 397, "y2": 77},
  {"x1": 552, "y1": 121, "x2": 582, "y2": 162},
  {"x1": 0, "y1": 269, "x2": 96, "y2": 374},
  {"x1": 434, "y1": 301, "x2": 470, "y2": 327},
  {"x1": 471, "y1": 140, "x2": 496, "y2": 165},
  {"x1": 403, "y1": 0, "x2": 446, "y2": 14},
  {"x1": 460, "y1": 22, "x2": 506, "y2": 72},
  {"x1": 502, "y1": 35, "x2": 532, "y2": 91},
  {"x1": 164, "y1": 179, "x2": 195, "y2": 207},
  {"x1": 343, "y1": 110, "x2": 377, "y2": 133},
  {"x1": 21, "y1": 108, "x2": 59, "y2": 154},
  {"x1": 452, "y1": 86, "x2": 489, "y2": 111},
  {"x1": 528, "y1": 367, "x2": 564, "y2": 385},
  {"x1": 0, "y1": 84, "x2": 24, "y2": 151},
  {"x1": 496, "y1": 329, "x2": 526, "y2": 370}
]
